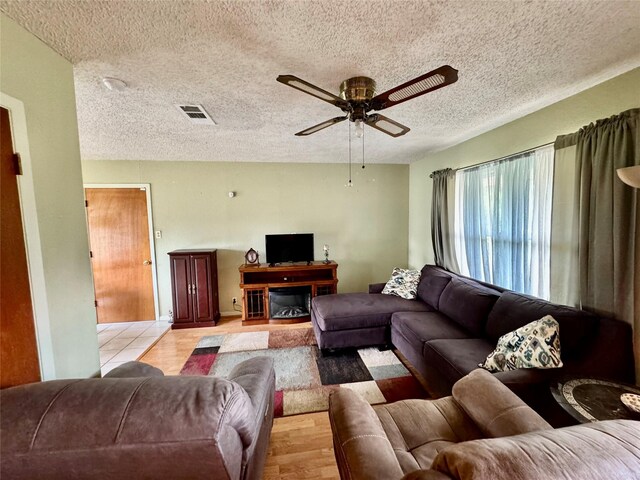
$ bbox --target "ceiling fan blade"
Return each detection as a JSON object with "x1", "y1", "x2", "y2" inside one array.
[
  {"x1": 277, "y1": 75, "x2": 349, "y2": 109},
  {"x1": 365, "y1": 114, "x2": 410, "y2": 137},
  {"x1": 295, "y1": 116, "x2": 348, "y2": 136},
  {"x1": 371, "y1": 65, "x2": 458, "y2": 111}
]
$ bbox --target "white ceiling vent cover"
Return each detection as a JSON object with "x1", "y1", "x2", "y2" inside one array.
[{"x1": 175, "y1": 104, "x2": 217, "y2": 125}]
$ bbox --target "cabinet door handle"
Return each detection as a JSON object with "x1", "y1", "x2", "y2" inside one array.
[
  {"x1": 188, "y1": 284, "x2": 192, "y2": 295},
  {"x1": 143, "y1": 259, "x2": 152, "y2": 265},
  {"x1": 192, "y1": 284, "x2": 197, "y2": 295}
]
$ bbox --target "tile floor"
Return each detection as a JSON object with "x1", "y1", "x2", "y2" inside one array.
[{"x1": 97, "y1": 320, "x2": 171, "y2": 376}]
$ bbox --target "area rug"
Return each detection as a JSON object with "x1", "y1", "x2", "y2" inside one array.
[{"x1": 180, "y1": 329, "x2": 429, "y2": 417}]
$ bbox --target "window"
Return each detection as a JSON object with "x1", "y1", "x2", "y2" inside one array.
[{"x1": 454, "y1": 145, "x2": 554, "y2": 298}]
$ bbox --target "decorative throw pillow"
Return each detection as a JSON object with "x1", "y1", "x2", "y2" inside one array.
[
  {"x1": 480, "y1": 315, "x2": 563, "y2": 372},
  {"x1": 381, "y1": 268, "x2": 421, "y2": 300}
]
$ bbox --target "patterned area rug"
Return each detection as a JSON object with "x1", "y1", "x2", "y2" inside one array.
[{"x1": 180, "y1": 329, "x2": 429, "y2": 417}]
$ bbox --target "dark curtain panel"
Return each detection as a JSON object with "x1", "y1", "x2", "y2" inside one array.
[
  {"x1": 558, "y1": 108, "x2": 639, "y2": 381},
  {"x1": 431, "y1": 168, "x2": 450, "y2": 267},
  {"x1": 431, "y1": 168, "x2": 458, "y2": 271}
]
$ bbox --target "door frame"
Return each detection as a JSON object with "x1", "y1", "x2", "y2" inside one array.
[
  {"x1": 0, "y1": 92, "x2": 55, "y2": 380},
  {"x1": 84, "y1": 183, "x2": 161, "y2": 322}
]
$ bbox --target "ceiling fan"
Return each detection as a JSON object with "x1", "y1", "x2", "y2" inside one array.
[{"x1": 277, "y1": 65, "x2": 458, "y2": 138}]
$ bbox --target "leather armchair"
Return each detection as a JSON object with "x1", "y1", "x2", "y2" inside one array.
[{"x1": 0, "y1": 357, "x2": 275, "y2": 480}]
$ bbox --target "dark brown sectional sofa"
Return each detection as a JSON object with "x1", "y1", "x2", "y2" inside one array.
[{"x1": 311, "y1": 265, "x2": 634, "y2": 425}]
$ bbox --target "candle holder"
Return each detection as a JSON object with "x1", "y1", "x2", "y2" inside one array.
[{"x1": 323, "y1": 244, "x2": 330, "y2": 264}]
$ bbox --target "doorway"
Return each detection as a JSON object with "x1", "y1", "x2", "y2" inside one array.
[
  {"x1": 0, "y1": 106, "x2": 41, "y2": 387},
  {"x1": 84, "y1": 185, "x2": 159, "y2": 324}
]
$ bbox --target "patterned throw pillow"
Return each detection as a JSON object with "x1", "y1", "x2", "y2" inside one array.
[
  {"x1": 381, "y1": 268, "x2": 421, "y2": 300},
  {"x1": 480, "y1": 315, "x2": 563, "y2": 372}
]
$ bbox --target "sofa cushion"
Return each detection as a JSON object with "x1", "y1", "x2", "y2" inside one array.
[
  {"x1": 423, "y1": 339, "x2": 495, "y2": 386},
  {"x1": 391, "y1": 311, "x2": 471, "y2": 354},
  {"x1": 312, "y1": 293, "x2": 432, "y2": 331},
  {"x1": 431, "y1": 420, "x2": 640, "y2": 480},
  {"x1": 485, "y1": 291, "x2": 598, "y2": 358},
  {"x1": 480, "y1": 315, "x2": 563, "y2": 372},
  {"x1": 451, "y1": 369, "x2": 552, "y2": 438},
  {"x1": 437, "y1": 278, "x2": 501, "y2": 336},
  {"x1": 375, "y1": 396, "x2": 483, "y2": 473},
  {"x1": 416, "y1": 265, "x2": 453, "y2": 309}
]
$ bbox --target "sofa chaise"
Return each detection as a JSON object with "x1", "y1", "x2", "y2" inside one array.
[
  {"x1": 329, "y1": 368, "x2": 640, "y2": 480},
  {"x1": 0, "y1": 357, "x2": 275, "y2": 480},
  {"x1": 312, "y1": 265, "x2": 634, "y2": 424}
]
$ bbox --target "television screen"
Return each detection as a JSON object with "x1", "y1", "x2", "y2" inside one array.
[{"x1": 265, "y1": 233, "x2": 314, "y2": 264}]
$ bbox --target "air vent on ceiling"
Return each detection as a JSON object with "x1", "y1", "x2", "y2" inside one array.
[{"x1": 175, "y1": 104, "x2": 217, "y2": 125}]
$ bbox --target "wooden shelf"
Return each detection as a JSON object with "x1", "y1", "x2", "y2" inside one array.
[{"x1": 239, "y1": 261, "x2": 338, "y2": 323}]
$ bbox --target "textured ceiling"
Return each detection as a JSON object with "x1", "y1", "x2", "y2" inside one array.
[{"x1": 2, "y1": 0, "x2": 639, "y2": 164}]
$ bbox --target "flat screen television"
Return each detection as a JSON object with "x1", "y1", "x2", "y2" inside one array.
[{"x1": 265, "y1": 233, "x2": 314, "y2": 265}]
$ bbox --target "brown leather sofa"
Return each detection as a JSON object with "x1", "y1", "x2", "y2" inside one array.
[
  {"x1": 0, "y1": 357, "x2": 275, "y2": 480},
  {"x1": 329, "y1": 368, "x2": 640, "y2": 480}
]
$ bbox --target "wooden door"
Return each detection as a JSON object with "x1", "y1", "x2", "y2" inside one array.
[
  {"x1": 191, "y1": 254, "x2": 214, "y2": 322},
  {"x1": 85, "y1": 188, "x2": 155, "y2": 323},
  {"x1": 0, "y1": 106, "x2": 41, "y2": 387},
  {"x1": 170, "y1": 254, "x2": 192, "y2": 323}
]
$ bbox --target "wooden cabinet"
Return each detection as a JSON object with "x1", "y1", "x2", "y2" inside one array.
[
  {"x1": 169, "y1": 249, "x2": 219, "y2": 329},
  {"x1": 239, "y1": 261, "x2": 338, "y2": 323}
]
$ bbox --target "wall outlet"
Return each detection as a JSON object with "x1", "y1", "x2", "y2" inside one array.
[{"x1": 232, "y1": 297, "x2": 237, "y2": 305}]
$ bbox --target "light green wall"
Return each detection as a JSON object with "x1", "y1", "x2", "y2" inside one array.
[
  {"x1": 1, "y1": 15, "x2": 99, "y2": 378},
  {"x1": 409, "y1": 67, "x2": 640, "y2": 268},
  {"x1": 81, "y1": 161, "x2": 409, "y2": 317}
]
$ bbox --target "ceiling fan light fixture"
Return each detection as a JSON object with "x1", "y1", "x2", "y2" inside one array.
[
  {"x1": 354, "y1": 119, "x2": 364, "y2": 138},
  {"x1": 388, "y1": 74, "x2": 445, "y2": 102}
]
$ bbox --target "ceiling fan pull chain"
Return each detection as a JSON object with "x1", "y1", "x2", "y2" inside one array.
[
  {"x1": 347, "y1": 120, "x2": 353, "y2": 187},
  {"x1": 362, "y1": 122, "x2": 365, "y2": 169}
]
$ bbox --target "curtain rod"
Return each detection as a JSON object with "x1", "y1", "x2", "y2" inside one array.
[{"x1": 429, "y1": 141, "x2": 554, "y2": 178}]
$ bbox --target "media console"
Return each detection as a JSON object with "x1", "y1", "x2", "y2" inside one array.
[{"x1": 239, "y1": 261, "x2": 338, "y2": 323}]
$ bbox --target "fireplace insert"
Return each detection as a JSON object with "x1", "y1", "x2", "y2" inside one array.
[{"x1": 269, "y1": 287, "x2": 311, "y2": 319}]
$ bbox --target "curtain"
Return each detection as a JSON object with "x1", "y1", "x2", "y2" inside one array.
[
  {"x1": 556, "y1": 108, "x2": 639, "y2": 382},
  {"x1": 550, "y1": 142, "x2": 580, "y2": 306},
  {"x1": 431, "y1": 168, "x2": 459, "y2": 271},
  {"x1": 456, "y1": 145, "x2": 554, "y2": 298}
]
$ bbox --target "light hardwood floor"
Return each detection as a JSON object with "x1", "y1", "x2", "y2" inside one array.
[{"x1": 139, "y1": 316, "x2": 340, "y2": 480}]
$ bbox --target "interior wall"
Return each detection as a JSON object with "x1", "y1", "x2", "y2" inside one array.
[
  {"x1": 0, "y1": 14, "x2": 100, "y2": 378},
  {"x1": 409, "y1": 67, "x2": 640, "y2": 269},
  {"x1": 81, "y1": 161, "x2": 409, "y2": 317}
]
